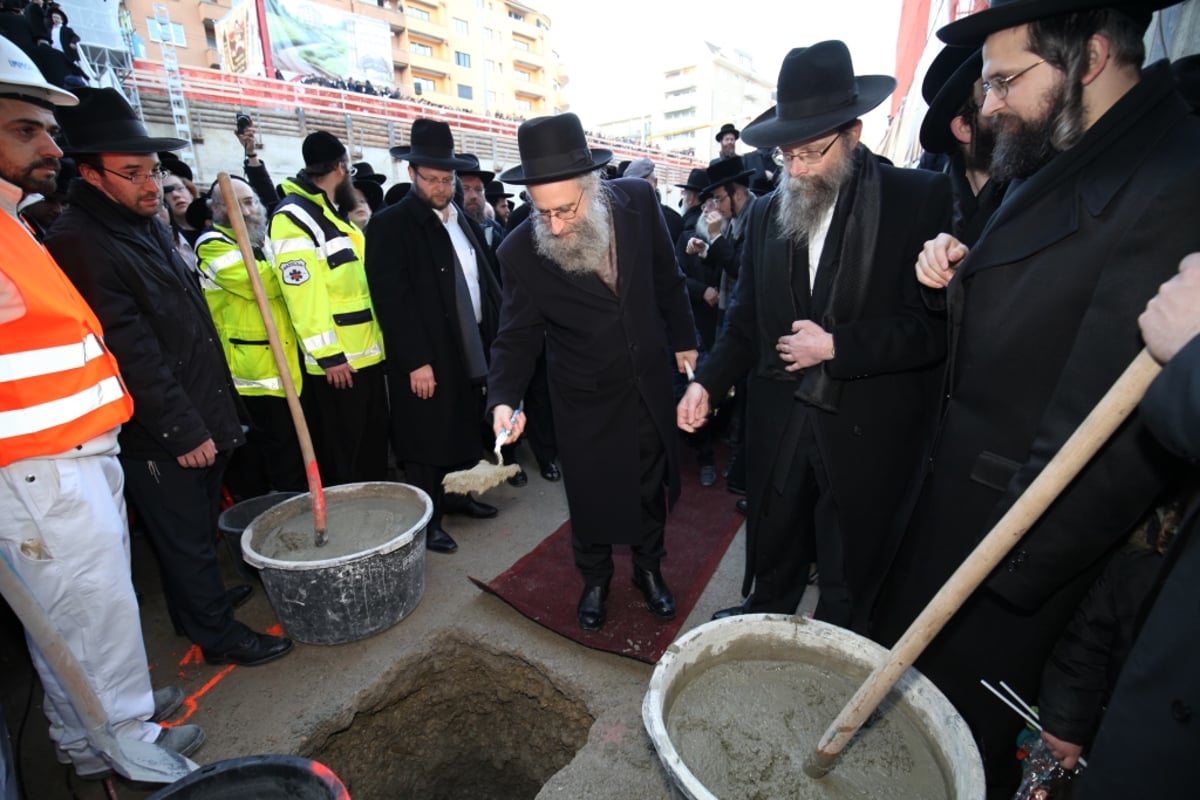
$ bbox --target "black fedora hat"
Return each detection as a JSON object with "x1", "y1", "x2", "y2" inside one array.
[
  {"x1": 485, "y1": 180, "x2": 512, "y2": 202},
  {"x1": 58, "y1": 87, "x2": 187, "y2": 154},
  {"x1": 499, "y1": 112, "x2": 613, "y2": 185},
  {"x1": 675, "y1": 168, "x2": 710, "y2": 193},
  {"x1": 919, "y1": 46, "x2": 983, "y2": 154},
  {"x1": 354, "y1": 178, "x2": 384, "y2": 212},
  {"x1": 384, "y1": 182, "x2": 411, "y2": 206},
  {"x1": 352, "y1": 161, "x2": 386, "y2": 185},
  {"x1": 938, "y1": 0, "x2": 1179, "y2": 46},
  {"x1": 457, "y1": 153, "x2": 495, "y2": 184},
  {"x1": 741, "y1": 41, "x2": 896, "y2": 149},
  {"x1": 715, "y1": 123, "x2": 740, "y2": 142},
  {"x1": 700, "y1": 156, "x2": 755, "y2": 200},
  {"x1": 389, "y1": 119, "x2": 475, "y2": 171}
]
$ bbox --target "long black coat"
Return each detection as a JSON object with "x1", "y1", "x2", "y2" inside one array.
[
  {"x1": 487, "y1": 178, "x2": 696, "y2": 545},
  {"x1": 872, "y1": 63, "x2": 1200, "y2": 787},
  {"x1": 698, "y1": 158, "x2": 951, "y2": 617},
  {"x1": 365, "y1": 195, "x2": 501, "y2": 467},
  {"x1": 46, "y1": 182, "x2": 244, "y2": 460}
]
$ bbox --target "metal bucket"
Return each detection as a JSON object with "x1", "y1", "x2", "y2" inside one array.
[
  {"x1": 241, "y1": 482, "x2": 431, "y2": 646},
  {"x1": 643, "y1": 614, "x2": 985, "y2": 800}
]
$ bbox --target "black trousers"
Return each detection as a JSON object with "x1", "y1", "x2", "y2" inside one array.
[
  {"x1": 523, "y1": 351, "x2": 558, "y2": 467},
  {"x1": 747, "y1": 413, "x2": 850, "y2": 625},
  {"x1": 121, "y1": 451, "x2": 247, "y2": 651},
  {"x1": 302, "y1": 362, "x2": 389, "y2": 486},
  {"x1": 242, "y1": 394, "x2": 307, "y2": 492},
  {"x1": 573, "y1": 400, "x2": 667, "y2": 585}
]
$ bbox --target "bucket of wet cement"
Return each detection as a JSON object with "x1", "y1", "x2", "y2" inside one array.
[
  {"x1": 643, "y1": 614, "x2": 984, "y2": 800},
  {"x1": 242, "y1": 482, "x2": 432, "y2": 645},
  {"x1": 147, "y1": 755, "x2": 349, "y2": 799}
]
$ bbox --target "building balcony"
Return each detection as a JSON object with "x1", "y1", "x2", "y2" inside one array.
[
  {"x1": 511, "y1": 48, "x2": 544, "y2": 71},
  {"x1": 196, "y1": 0, "x2": 233, "y2": 24},
  {"x1": 392, "y1": 44, "x2": 409, "y2": 69},
  {"x1": 406, "y1": 13, "x2": 448, "y2": 42},
  {"x1": 407, "y1": 50, "x2": 448, "y2": 76}
]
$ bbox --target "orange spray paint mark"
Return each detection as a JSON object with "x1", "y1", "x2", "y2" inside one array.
[{"x1": 159, "y1": 627, "x2": 288, "y2": 726}]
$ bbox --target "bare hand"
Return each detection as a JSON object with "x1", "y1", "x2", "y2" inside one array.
[
  {"x1": 702, "y1": 287, "x2": 719, "y2": 307},
  {"x1": 410, "y1": 364, "x2": 436, "y2": 399},
  {"x1": 1041, "y1": 731, "x2": 1083, "y2": 770},
  {"x1": 685, "y1": 237, "x2": 708, "y2": 257},
  {"x1": 325, "y1": 362, "x2": 356, "y2": 389},
  {"x1": 236, "y1": 126, "x2": 257, "y2": 157},
  {"x1": 676, "y1": 350, "x2": 698, "y2": 377},
  {"x1": 491, "y1": 404, "x2": 527, "y2": 445},
  {"x1": 777, "y1": 320, "x2": 834, "y2": 371},
  {"x1": 677, "y1": 382, "x2": 710, "y2": 433},
  {"x1": 177, "y1": 438, "x2": 216, "y2": 469},
  {"x1": 915, "y1": 233, "x2": 968, "y2": 289},
  {"x1": 704, "y1": 209, "x2": 724, "y2": 238},
  {"x1": 1139, "y1": 254, "x2": 1200, "y2": 363}
]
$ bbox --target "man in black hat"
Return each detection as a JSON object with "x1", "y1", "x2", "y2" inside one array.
[
  {"x1": 919, "y1": 45, "x2": 1007, "y2": 246},
  {"x1": 365, "y1": 119, "x2": 504, "y2": 554},
  {"x1": 46, "y1": 88, "x2": 293, "y2": 668},
  {"x1": 711, "y1": 122, "x2": 740, "y2": 164},
  {"x1": 486, "y1": 112, "x2": 698, "y2": 632},
  {"x1": 674, "y1": 167, "x2": 708, "y2": 235},
  {"x1": 677, "y1": 41, "x2": 952, "y2": 633},
  {"x1": 873, "y1": 1, "x2": 1200, "y2": 793},
  {"x1": 485, "y1": 180, "x2": 512, "y2": 227},
  {"x1": 269, "y1": 130, "x2": 389, "y2": 487},
  {"x1": 623, "y1": 157, "x2": 685, "y2": 244},
  {"x1": 456, "y1": 154, "x2": 506, "y2": 253}
]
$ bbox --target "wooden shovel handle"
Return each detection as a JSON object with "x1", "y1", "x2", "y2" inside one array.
[
  {"x1": 806, "y1": 348, "x2": 1162, "y2": 777},
  {"x1": 216, "y1": 174, "x2": 327, "y2": 545}
]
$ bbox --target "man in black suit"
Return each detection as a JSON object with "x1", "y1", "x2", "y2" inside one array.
[
  {"x1": 677, "y1": 41, "x2": 951, "y2": 632},
  {"x1": 486, "y1": 113, "x2": 698, "y2": 632},
  {"x1": 365, "y1": 119, "x2": 503, "y2": 554}
]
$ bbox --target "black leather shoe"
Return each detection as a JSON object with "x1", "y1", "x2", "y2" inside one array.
[
  {"x1": 444, "y1": 494, "x2": 498, "y2": 519},
  {"x1": 507, "y1": 468, "x2": 528, "y2": 487},
  {"x1": 632, "y1": 568, "x2": 676, "y2": 620},
  {"x1": 735, "y1": 497, "x2": 748, "y2": 515},
  {"x1": 711, "y1": 598, "x2": 752, "y2": 621},
  {"x1": 227, "y1": 583, "x2": 254, "y2": 609},
  {"x1": 539, "y1": 461, "x2": 562, "y2": 482},
  {"x1": 202, "y1": 632, "x2": 293, "y2": 667},
  {"x1": 700, "y1": 464, "x2": 718, "y2": 487},
  {"x1": 577, "y1": 584, "x2": 608, "y2": 632},
  {"x1": 426, "y1": 526, "x2": 458, "y2": 553}
]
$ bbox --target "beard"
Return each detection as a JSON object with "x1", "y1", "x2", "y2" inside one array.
[
  {"x1": 464, "y1": 197, "x2": 486, "y2": 223},
  {"x1": 965, "y1": 118, "x2": 996, "y2": 174},
  {"x1": 333, "y1": 174, "x2": 359, "y2": 214},
  {"x1": 243, "y1": 212, "x2": 268, "y2": 248},
  {"x1": 989, "y1": 79, "x2": 1081, "y2": 182},
  {"x1": 11, "y1": 157, "x2": 59, "y2": 196},
  {"x1": 774, "y1": 141, "x2": 856, "y2": 247},
  {"x1": 532, "y1": 184, "x2": 612, "y2": 276}
]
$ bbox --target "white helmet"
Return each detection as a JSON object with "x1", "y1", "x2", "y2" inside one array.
[{"x1": 0, "y1": 35, "x2": 78, "y2": 107}]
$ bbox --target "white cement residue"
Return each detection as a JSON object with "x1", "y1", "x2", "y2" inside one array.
[{"x1": 258, "y1": 497, "x2": 423, "y2": 562}]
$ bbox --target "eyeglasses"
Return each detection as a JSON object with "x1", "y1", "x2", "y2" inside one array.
[
  {"x1": 982, "y1": 59, "x2": 1045, "y2": 100},
  {"x1": 97, "y1": 166, "x2": 171, "y2": 185},
  {"x1": 709, "y1": 192, "x2": 730, "y2": 206},
  {"x1": 162, "y1": 183, "x2": 188, "y2": 194},
  {"x1": 772, "y1": 133, "x2": 842, "y2": 167},
  {"x1": 534, "y1": 188, "x2": 585, "y2": 223},
  {"x1": 413, "y1": 169, "x2": 453, "y2": 187}
]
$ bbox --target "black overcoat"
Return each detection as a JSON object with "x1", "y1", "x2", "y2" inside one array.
[
  {"x1": 487, "y1": 178, "x2": 697, "y2": 545},
  {"x1": 365, "y1": 195, "x2": 501, "y2": 467},
  {"x1": 698, "y1": 158, "x2": 951, "y2": 614}
]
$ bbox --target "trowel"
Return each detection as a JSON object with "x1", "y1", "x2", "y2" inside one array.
[{"x1": 0, "y1": 550, "x2": 198, "y2": 784}]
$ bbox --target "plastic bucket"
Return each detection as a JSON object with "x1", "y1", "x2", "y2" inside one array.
[
  {"x1": 643, "y1": 614, "x2": 985, "y2": 800},
  {"x1": 147, "y1": 755, "x2": 349, "y2": 799},
  {"x1": 218, "y1": 492, "x2": 303, "y2": 539},
  {"x1": 241, "y1": 482, "x2": 431, "y2": 645}
]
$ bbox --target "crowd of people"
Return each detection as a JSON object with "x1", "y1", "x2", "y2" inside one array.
[{"x1": 3, "y1": 0, "x2": 1200, "y2": 797}]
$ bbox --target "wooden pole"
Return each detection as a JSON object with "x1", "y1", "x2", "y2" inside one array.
[
  {"x1": 216, "y1": 173, "x2": 328, "y2": 547},
  {"x1": 805, "y1": 348, "x2": 1162, "y2": 778}
]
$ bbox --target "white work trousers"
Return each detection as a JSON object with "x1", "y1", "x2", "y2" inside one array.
[{"x1": 0, "y1": 453, "x2": 159, "y2": 774}]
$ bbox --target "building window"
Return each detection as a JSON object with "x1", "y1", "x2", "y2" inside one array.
[
  {"x1": 488, "y1": 90, "x2": 498, "y2": 106},
  {"x1": 453, "y1": 17, "x2": 469, "y2": 34},
  {"x1": 408, "y1": 5, "x2": 431, "y2": 21},
  {"x1": 203, "y1": 19, "x2": 217, "y2": 50},
  {"x1": 146, "y1": 18, "x2": 187, "y2": 46},
  {"x1": 413, "y1": 76, "x2": 435, "y2": 94},
  {"x1": 411, "y1": 41, "x2": 433, "y2": 57},
  {"x1": 458, "y1": 84, "x2": 473, "y2": 99},
  {"x1": 665, "y1": 108, "x2": 695, "y2": 121},
  {"x1": 516, "y1": 98, "x2": 532, "y2": 111},
  {"x1": 508, "y1": 10, "x2": 524, "y2": 21},
  {"x1": 514, "y1": 69, "x2": 531, "y2": 82},
  {"x1": 486, "y1": 59, "x2": 501, "y2": 73},
  {"x1": 512, "y1": 38, "x2": 529, "y2": 52},
  {"x1": 455, "y1": 51, "x2": 471, "y2": 68}
]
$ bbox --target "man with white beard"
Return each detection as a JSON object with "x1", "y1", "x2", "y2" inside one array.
[
  {"x1": 197, "y1": 177, "x2": 306, "y2": 492},
  {"x1": 677, "y1": 41, "x2": 952, "y2": 633},
  {"x1": 486, "y1": 112, "x2": 698, "y2": 632}
]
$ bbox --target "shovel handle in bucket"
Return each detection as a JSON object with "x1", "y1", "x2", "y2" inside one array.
[
  {"x1": 805, "y1": 348, "x2": 1163, "y2": 778},
  {"x1": 216, "y1": 174, "x2": 328, "y2": 547}
]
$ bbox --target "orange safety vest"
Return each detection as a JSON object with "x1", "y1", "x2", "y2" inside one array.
[{"x1": 0, "y1": 212, "x2": 132, "y2": 467}]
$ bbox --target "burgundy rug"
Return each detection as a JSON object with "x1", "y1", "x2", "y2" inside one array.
[{"x1": 470, "y1": 449, "x2": 744, "y2": 664}]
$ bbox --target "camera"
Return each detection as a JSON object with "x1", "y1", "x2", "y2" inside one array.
[{"x1": 235, "y1": 113, "x2": 252, "y2": 133}]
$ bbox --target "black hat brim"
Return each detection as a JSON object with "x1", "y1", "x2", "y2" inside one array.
[
  {"x1": 700, "y1": 168, "x2": 756, "y2": 198},
  {"x1": 65, "y1": 136, "x2": 188, "y2": 155},
  {"x1": 357, "y1": 173, "x2": 386, "y2": 185},
  {"x1": 920, "y1": 50, "x2": 983, "y2": 154},
  {"x1": 740, "y1": 75, "x2": 896, "y2": 149},
  {"x1": 354, "y1": 180, "x2": 384, "y2": 211},
  {"x1": 938, "y1": 0, "x2": 1176, "y2": 45},
  {"x1": 388, "y1": 146, "x2": 477, "y2": 172},
  {"x1": 459, "y1": 169, "x2": 496, "y2": 184},
  {"x1": 486, "y1": 190, "x2": 514, "y2": 200},
  {"x1": 498, "y1": 148, "x2": 614, "y2": 185},
  {"x1": 674, "y1": 182, "x2": 707, "y2": 192}
]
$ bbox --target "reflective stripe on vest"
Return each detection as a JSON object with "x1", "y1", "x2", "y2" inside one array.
[
  {"x1": 0, "y1": 376, "x2": 124, "y2": 439},
  {"x1": 302, "y1": 342, "x2": 382, "y2": 367},
  {"x1": 273, "y1": 199, "x2": 358, "y2": 268},
  {"x1": 0, "y1": 333, "x2": 105, "y2": 382}
]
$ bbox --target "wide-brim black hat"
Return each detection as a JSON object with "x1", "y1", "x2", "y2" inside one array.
[
  {"x1": 499, "y1": 112, "x2": 613, "y2": 185},
  {"x1": 456, "y1": 152, "x2": 495, "y2": 183},
  {"x1": 354, "y1": 179, "x2": 384, "y2": 212},
  {"x1": 58, "y1": 87, "x2": 187, "y2": 154},
  {"x1": 389, "y1": 119, "x2": 475, "y2": 171},
  {"x1": 715, "y1": 123, "x2": 740, "y2": 142},
  {"x1": 742, "y1": 41, "x2": 896, "y2": 149},
  {"x1": 485, "y1": 180, "x2": 512, "y2": 201},
  {"x1": 675, "y1": 168, "x2": 710, "y2": 192},
  {"x1": 938, "y1": 0, "x2": 1178, "y2": 45},
  {"x1": 700, "y1": 156, "x2": 755, "y2": 199},
  {"x1": 920, "y1": 47, "x2": 983, "y2": 154},
  {"x1": 352, "y1": 161, "x2": 386, "y2": 185},
  {"x1": 384, "y1": 182, "x2": 411, "y2": 206}
]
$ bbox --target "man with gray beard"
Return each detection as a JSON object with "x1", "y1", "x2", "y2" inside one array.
[
  {"x1": 677, "y1": 41, "x2": 952, "y2": 633},
  {"x1": 197, "y1": 176, "x2": 306, "y2": 492},
  {"x1": 487, "y1": 113, "x2": 697, "y2": 633}
]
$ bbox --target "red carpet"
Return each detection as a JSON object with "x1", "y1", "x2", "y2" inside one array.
[{"x1": 470, "y1": 449, "x2": 744, "y2": 664}]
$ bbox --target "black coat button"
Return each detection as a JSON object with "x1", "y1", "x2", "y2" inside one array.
[{"x1": 1171, "y1": 700, "x2": 1192, "y2": 723}]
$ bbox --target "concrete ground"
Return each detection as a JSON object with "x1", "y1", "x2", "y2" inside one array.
[{"x1": 0, "y1": 455, "x2": 819, "y2": 800}]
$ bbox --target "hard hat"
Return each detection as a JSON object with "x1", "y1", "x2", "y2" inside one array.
[{"x1": 0, "y1": 35, "x2": 78, "y2": 107}]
